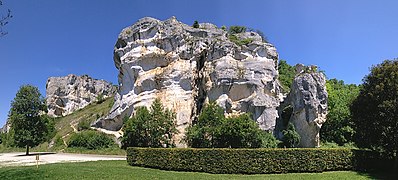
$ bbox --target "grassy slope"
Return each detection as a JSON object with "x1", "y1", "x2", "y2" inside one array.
[
  {"x1": 53, "y1": 97, "x2": 115, "y2": 142},
  {"x1": 0, "y1": 161, "x2": 389, "y2": 180},
  {"x1": 1, "y1": 97, "x2": 126, "y2": 155}
]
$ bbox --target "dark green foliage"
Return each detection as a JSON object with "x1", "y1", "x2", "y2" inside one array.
[
  {"x1": 282, "y1": 123, "x2": 300, "y2": 148},
  {"x1": 192, "y1": 20, "x2": 199, "y2": 28},
  {"x1": 185, "y1": 101, "x2": 224, "y2": 148},
  {"x1": 228, "y1": 26, "x2": 246, "y2": 34},
  {"x1": 8, "y1": 85, "x2": 51, "y2": 154},
  {"x1": 228, "y1": 34, "x2": 253, "y2": 46},
  {"x1": 77, "y1": 120, "x2": 91, "y2": 131},
  {"x1": 0, "y1": 132, "x2": 3, "y2": 144},
  {"x1": 221, "y1": 25, "x2": 227, "y2": 31},
  {"x1": 278, "y1": 60, "x2": 295, "y2": 93},
  {"x1": 121, "y1": 99, "x2": 177, "y2": 148},
  {"x1": 53, "y1": 135, "x2": 65, "y2": 148},
  {"x1": 218, "y1": 114, "x2": 279, "y2": 148},
  {"x1": 321, "y1": 79, "x2": 359, "y2": 145},
  {"x1": 351, "y1": 59, "x2": 398, "y2": 156},
  {"x1": 96, "y1": 94, "x2": 105, "y2": 104},
  {"x1": 185, "y1": 102, "x2": 278, "y2": 148},
  {"x1": 127, "y1": 148, "x2": 391, "y2": 174},
  {"x1": 67, "y1": 130, "x2": 114, "y2": 150}
]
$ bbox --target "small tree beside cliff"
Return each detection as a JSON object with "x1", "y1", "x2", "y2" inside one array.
[
  {"x1": 9, "y1": 85, "x2": 50, "y2": 155},
  {"x1": 121, "y1": 99, "x2": 178, "y2": 148}
]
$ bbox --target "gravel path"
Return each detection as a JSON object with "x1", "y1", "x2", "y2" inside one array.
[{"x1": 0, "y1": 152, "x2": 125, "y2": 167}]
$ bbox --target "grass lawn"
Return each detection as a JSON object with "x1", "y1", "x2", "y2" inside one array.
[{"x1": 0, "y1": 160, "x2": 393, "y2": 180}]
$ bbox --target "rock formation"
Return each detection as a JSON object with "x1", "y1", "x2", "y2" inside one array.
[
  {"x1": 93, "y1": 17, "x2": 281, "y2": 147},
  {"x1": 46, "y1": 74, "x2": 116, "y2": 117},
  {"x1": 0, "y1": 120, "x2": 11, "y2": 133},
  {"x1": 289, "y1": 71, "x2": 328, "y2": 147}
]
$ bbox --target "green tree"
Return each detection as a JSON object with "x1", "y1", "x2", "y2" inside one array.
[
  {"x1": 219, "y1": 114, "x2": 279, "y2": 148},
  {"x1": 278, "y1": 60, "x2": 296, "y2": 93},
  {"x1": 185, "y1": 102, "x2": 278, "y2": 148},
  {"x1": 8, "y1": 85, "x2": 50, "y2": 155},
  {"x1": 185, "y1": 101, "x2": 224, "y2": 148},
  {"x1": 121, "y1": 99, "x2": 177, "y2": 148},
  {"x1": 320, "y1": 79, "x2": 359, "y2": 145},
  {"x1": 192, "y1": 20, "x2": 199, "y2": 28},
  {"x1": 228, "y1": 26, "x2": 246, "y2": 34},
  {"x1": 282, "y1": 123, "x2": 300, "y2": 148},
  {"x1": 351, "y1": 59, "x2": 398, "y2": 156}
]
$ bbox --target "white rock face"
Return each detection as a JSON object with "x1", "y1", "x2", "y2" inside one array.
[
  {"x1": 46, "y1": 74, "x2": 116, "y2": 117},
  {"x1": 94, "y1": 17, "x2": 281, "y2": 147},
  {"x1": 289, "y1": 72, "x2": 328, "y2": 147},
  {"x1": 0, "y1": 120, "x2": 11, "y2": 133}
]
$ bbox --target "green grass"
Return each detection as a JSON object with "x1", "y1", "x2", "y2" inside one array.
[
  {"x1": 53, "y1": 97, "x2": 114, "y2": 143},
  {"x1": 0, "y1": 160, "x2": 393, "y2": 180}
]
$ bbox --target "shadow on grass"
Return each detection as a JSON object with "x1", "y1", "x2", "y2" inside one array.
[
  {"x1": 357, "y1": 171, "x2": 397, "y2": 180},
  {"x1": 15, "y1": 152, "x2": 56, "y2": 157}
]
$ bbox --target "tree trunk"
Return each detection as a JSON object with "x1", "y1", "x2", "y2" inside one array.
[{"x1": 26, "y1": 145, "x2": 29, "y2": 155}]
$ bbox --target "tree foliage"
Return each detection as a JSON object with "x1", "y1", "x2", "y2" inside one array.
[
  {"x1": 0, "y1": 0, "x2": 12, "y2": 37},
  {"x1": 351, "y1": 59, "x2": 398, "y2": 155},
  {"x1": 228, "y1": 26, "x2": 246, "y2": 34},
  {"x1": 278, "y1": 60, "x2": 296, "y2": 93},
  {"x1": 121, "y1": 99, "x2": 178, "y2": 149},
  {"x1": 321, "y1": 79, "x2": 359, "y2": 145},
  {"x1": 68, "y1": 130, "x2": 114, "y2": 150},
  {"x1": 8, "y1": 85, "x2": 52, "y2": 155},
  {"x1": 282, "y1": 123, "x2": 300, "y2": 148},
  {"x1": 192, "y1": 20, "x2": 199, "y2": 28},
  {"x1": 185, "y1": 102, "x2": 279, "y2": 148}
]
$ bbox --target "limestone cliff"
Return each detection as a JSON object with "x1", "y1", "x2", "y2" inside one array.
[
  {"x1": 93, "y1": 17, "x2": 281, "y2": 146},
  {"x1": 46, "y1": 74, "x2": 116, "y2": 117},
  {"x1": 289, "y1": 71, "x2": 328, "y2": 147}
]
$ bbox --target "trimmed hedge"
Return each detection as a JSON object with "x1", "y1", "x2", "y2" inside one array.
[{"x1": 127, "y1": 148, "x2": 392, "y2": 174}]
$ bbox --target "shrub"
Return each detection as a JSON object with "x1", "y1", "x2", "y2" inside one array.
[
  {"x1": 281, "y1": 123, "x2": 300, "y2": 148},
  {"x1": 121, "y1": 99, "x2": 177, "y2": 148},
  {"x1": 228, "y1": 26, "x2": 246, "y2": 34},
  {"x1": 127, "y1": 148, "x2": 392, "y2": 174},
  {"x1": 185, "y1": 102, "x2": 278, "y2": 148},
  {"x1": 228, "y1": 34, "x2": 253, "y2": 46},
  {"x1": 67, "y1": 130, "x2": 114, "y2": 150},
  {"x1": 96, "y1": 94, "x2": 105, "y2": 104},
  {"x1": 192, "y1": 20, "x2": 199, "y2": 28},
  {"x1": 77, "y1": 120, "x2": 91, "y2": 131}
]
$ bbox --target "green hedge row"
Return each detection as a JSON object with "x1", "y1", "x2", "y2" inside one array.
[{"x1": 127, "y1": 148, "x2": 392, "y2": 174}]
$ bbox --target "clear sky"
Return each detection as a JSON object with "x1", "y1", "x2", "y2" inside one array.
[{"x1": 1, "y1": 0, "x2": 398, "y2": 127}]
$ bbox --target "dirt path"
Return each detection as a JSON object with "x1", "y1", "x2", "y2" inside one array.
[{"x1": 0, "y1": 152, "x2": 125, "y2": 167}]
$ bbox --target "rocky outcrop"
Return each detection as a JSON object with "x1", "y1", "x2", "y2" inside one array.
[
  {"x1": 46, "y1": 74, "x2": 116, "y2": 117},
  {"x1": 289, "y1": 71, "x2": 328, "y2": 147},
  {"x1": 93, "y1": 17, "x2": 281, "y2": 147},
  {"x1": 0, "y1": 120, "x2": 11, "y2": 133}
]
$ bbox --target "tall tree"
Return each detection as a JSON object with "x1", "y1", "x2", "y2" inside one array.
[
  {"x1": 321, "y1": 79, "x2": 359, "y2": 145},
  {"x1": 351, "y1": 59, "x2": 398, "y2": 156},
  {"x1": 278, "y1": 60, "x2": 295, "y2": 93},
  {"x1": 9, "y1": 85, "x2": 49, "y2": 155}
]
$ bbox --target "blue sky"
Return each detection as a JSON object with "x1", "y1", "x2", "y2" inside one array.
[{"x1": 1, "y1": 0, "x2": 398, "y2": 127}]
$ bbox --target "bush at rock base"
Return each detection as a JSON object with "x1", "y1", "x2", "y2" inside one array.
[
  {"x1": 127, "y1": 147, "x2": 393, "y2": 174},
  {"x1": 68, "y1": 130, "x2": 114, "y2": 150}
]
